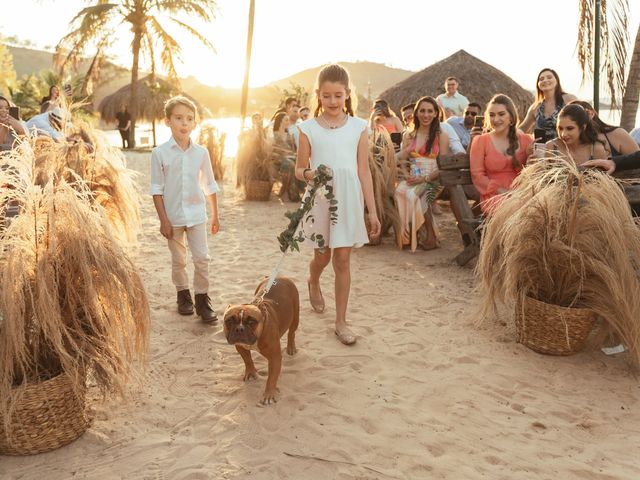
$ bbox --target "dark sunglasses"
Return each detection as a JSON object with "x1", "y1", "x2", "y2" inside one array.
[{"x1": 464, "y1": 111, "x2": 479, "y2": 116}]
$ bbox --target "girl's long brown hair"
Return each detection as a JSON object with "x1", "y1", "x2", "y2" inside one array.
[
  {"x1": 411, "y1": 96, "x2": 441, "y2": 154},
  {"x1": 485, "y1": 94, "x2": 521, "y2": 170},
  {"x1": 313, "y1": 64, "x2": 355, "y2": 118}
]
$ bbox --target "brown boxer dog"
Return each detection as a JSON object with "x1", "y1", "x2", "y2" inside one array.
[{"x1": 223, "y1": 276, "x2": 299, "y2": 405}]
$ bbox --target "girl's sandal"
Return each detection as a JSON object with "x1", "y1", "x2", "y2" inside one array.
[
  {"x1": 335, "y1": 328, "x2": 356, "y2": 346},
  {"x1": 307, "y1": 280, "x2": 325, "y2": 313}
]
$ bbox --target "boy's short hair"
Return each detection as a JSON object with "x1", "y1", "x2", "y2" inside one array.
[
  {"x1": 401, "y1": 103, "x2": 415, "y2": 112},
  {"x1": 164, "y1": 95, "x2": 197, "y2": 118}
]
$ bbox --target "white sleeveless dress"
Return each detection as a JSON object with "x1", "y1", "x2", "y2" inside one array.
[{"x1": 297, "y1": 116, "x2": 370, "y2": 249}]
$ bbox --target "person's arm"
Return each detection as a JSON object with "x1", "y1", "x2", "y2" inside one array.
[
  {"x1": 295, "y1": 130, "x2": 314, "y2": 182},
  {"x1": 610, "y1": 128, "x2": 640, "y2": 155},
  {"x1": 356, "y1": 128, "x2": 381, "y2": 239},
  {"x1": 150, "y1": 150, "x2": 172, "y2": 239},
  {"x1": 392, "y1": 117, "x2": 404, "y2": 132},
  {"x1": 563, "y1": 93, "x2": 578, "y2": 104},
  {"x1": 2, "y1": 115, "x2": 26, "y2": 136},
  {"x1": 200, "y1": 149, "x2": 220, "y2": 234},
  {"x1": 518, "y1": 103, "x2": 537, "y2": 133},
  {"x1": 582, "y1": 152, "x2": 640, "y2": 174},
  {"x1": 470, "y1": 135, "x2": 499, "y2": 196},
  {"x1": 442, "y1": 123, "x2": 464, "y2": 154},
  {"x1": 125, "y1": 120, "x2": 131, "y2": 131}
]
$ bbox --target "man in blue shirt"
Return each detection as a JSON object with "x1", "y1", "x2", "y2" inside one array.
[{"x1": 446, "y1": 102, "x2": 482, "y2": 150}]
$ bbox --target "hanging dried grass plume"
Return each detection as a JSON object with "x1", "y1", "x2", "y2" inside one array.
[
  {"x1": 0, "y1": 131, "x2": 150, "y2": 428},
  {"x1": 476, "y1": 157, "x2": 640, "y2": 366}
]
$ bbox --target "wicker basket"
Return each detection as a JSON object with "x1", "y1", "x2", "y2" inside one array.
[
  {"x1": 0, "y1": 373, "x2": 90, "y2": 455},
  {"x1": 515, "y1": 296, "x2": 596, "y2": 356},
  {"x1": 245, "y1": 180, "x2": 272, "y2": 201}
]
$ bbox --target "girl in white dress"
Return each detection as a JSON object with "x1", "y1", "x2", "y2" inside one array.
[{"x1": 295, "y1": 64, "x2": 381, "y2": 345}]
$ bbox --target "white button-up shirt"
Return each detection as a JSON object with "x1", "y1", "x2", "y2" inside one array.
[{"x1": 149, "y1": 137, "x2": 219, "y2": 227}]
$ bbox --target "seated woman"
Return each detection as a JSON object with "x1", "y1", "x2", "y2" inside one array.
[
  {"x1": 0, "y1": 96, "x2": 26, "y2": 151},
  {"x1": 370, "y1": 99, "x2": 404, "y2": 135},
  {"x1": 394, "y1": 96, "x2": 449, "y2": 251},
  {"x1": 470, "y1": 94, "x2": 534, "y2": 214},
  {"x1": 271, "y1": 111, "x2": 298, "y2": 199},
  {"x1": 40, "y1": 85, "x2": 61, "y2": 114},
  {"x1": 519, "y1": 68, "x2": 577, "y2": 142},
  {"x1": 569, "y1": 100, "x2": 639, "y2": 157},
  {"x1": 544, "y1": 104, "x2": 608, "y2": 166}
]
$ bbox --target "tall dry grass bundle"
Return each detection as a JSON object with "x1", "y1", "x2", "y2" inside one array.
[
  {"x1": 197, "y1": 123, "x2": 226, "y2": 182},
  {"x1": 10, "y1": 124, "x2": 141, "y2": 243},
  {"x1": 0, "y1": 175, "x2": 150, "y2": 418},
  {"x1": 477, "y1": 157, "x2": 640, "y2": 366},
  {"x1": 369, "y1": 128, "x2": 400, "y2": 240},
  {"x1": 235, "y1": 128, "x2": 275, "y2": 188}
]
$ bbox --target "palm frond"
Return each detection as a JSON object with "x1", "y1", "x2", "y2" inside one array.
[
  {"x1": 169, "y1": 17, "x2": 216, "y2": 52},
  {"x1": 148, "y1": 16, "x2": 182, "y2": 87},
  {"x1": 153, "y1": 0, "x2": 217, "y2": 21},
  {"x1": 576, "y1": 0, "x2": 630, "y2": 108}
]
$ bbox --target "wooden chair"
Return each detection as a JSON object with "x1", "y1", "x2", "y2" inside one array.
[{"x1": 437, "y1": 152, "x2": 482, "y2": 266}]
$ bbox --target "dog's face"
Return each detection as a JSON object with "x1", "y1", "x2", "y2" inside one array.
[{"x1": 223, "y1": 304, "x2": 265, "y2": 347}]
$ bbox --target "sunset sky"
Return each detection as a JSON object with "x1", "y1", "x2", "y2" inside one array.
[{"x1": 4, "y1": 0, "x2": 640, "y2": 102}]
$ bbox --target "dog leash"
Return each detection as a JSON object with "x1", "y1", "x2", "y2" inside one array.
[
  {"x1": 252, "y1": 251, "x2": 287, "y2": 304},
  {"x1": 252, "y1": 165, "x2": 335, "y2": 305}
]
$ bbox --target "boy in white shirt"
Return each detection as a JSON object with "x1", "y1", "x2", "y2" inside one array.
[{"x1": 150, "y1": 96, "x2": 220, "y2": 323}]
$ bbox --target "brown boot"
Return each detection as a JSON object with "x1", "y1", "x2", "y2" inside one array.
[
  {"x1": 195, "y1": 293, "x2": 218, "y2": 323},
  {"x1": 177, "y1": 289, "x2": 194, "y2": 315}
]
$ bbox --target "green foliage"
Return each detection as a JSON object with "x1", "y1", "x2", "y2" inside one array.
[
  {"x1": 279, "y1": 82, "x2": 309, "y2": 109},
  {"x1": 277, "y1": 165, "x2": 338, "y2": 253},
  {"x1": 0, "y1": 41, "x2": 17, "y2": 97},
  {"x1": 10, "y1": 69, "x2": 92, "y2": 120}
]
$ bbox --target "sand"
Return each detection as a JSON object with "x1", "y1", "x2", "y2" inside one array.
[{"x1": 2, "y1": 151, "x2": 640, "y2": 480}]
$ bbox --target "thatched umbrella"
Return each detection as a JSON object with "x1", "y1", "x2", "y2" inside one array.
[
  {"x1": 98, "y1": 75, "x2": 204, "y2": 146},
  {"x1": 379, "y1": 50, "x2": 534, "y2": 119}
]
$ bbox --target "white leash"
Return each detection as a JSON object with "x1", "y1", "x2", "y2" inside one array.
[{"x1": 253, "y1": 250, "x2": 287, "y2": 304}]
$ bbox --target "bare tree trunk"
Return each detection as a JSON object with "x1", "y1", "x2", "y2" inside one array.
[
  {"x1": 239, "y1": 0, "x2": 255, "y2": 129},
  {"x1": 129, "y1": 29, "x2": 143, "y2": 149},
  {"x1": 621, "y1": 25, "x2": 640, "y2": 131}
]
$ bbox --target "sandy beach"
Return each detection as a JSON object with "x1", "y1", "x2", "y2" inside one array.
[{"x1": 2, "y1": 150, "x2": 639, "y2": 480}]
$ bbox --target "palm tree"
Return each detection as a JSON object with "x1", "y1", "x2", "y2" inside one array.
[
  {"x1": 55, "y1": 0, "x2": 217, "y2": 147},
  {"x1": 577, "y1": 0, "x2": 639, "y2": 131}
]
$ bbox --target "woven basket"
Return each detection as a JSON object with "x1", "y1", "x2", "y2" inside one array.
[
  {"x1": 515, "y1": 296, "x2": 596, "y2": 356},
  {"x1": 0, "y1": 373, "x2": 90, "y2": 455},
  {"x1": 245, "y1": 180, "x2": 272, "y2": 201}
]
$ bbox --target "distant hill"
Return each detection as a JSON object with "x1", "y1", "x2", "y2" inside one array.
[
  {"x1": 269, "y1": 61, "x2": 414, "y2": 100},
  {"x1": 7, "y1": 45, "x2": 414, "y2": 117}
]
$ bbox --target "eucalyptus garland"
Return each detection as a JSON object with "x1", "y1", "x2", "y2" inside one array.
[{"x1": 277, "y1": 164, "x2": 338, "y2": 253}]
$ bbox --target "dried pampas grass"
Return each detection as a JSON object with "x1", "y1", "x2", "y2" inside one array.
[
  {"x1": 235, "y1": 128, "x2": 275, "y2": 188},
  {"x1": 477, "y1": 157, "x2": 640, "y2": 366},
  {"x1": 368, "y1": 128, "x2": 400, "y2": 241},
  {"x1": 197, "y1": 123, "x2": 226, "y2": 182},
  {"x1": 0, "y1": 177, "x2": 150, "y2": 418},
  {"x1": 17, "y1": 123, "x2": 141, "y2": 244}
]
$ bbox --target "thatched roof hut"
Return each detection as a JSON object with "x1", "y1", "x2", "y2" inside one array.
[
  {"x1": 379, "y1": 50, "x2": 534, "y2": 118},
  {"x1": 98, "y1": 75, "x2": 205, "y2": 123}
]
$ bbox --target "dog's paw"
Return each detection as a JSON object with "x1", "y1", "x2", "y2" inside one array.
[
  {"x1": 260, "y1": 388, "x2": 279, "y2": 405},
  {"x1": 243, "y1": 368, "x2": 258, "y2": 381},
  {"x1": 286, "y1": 343, "x2": 297, "y2": 355}
]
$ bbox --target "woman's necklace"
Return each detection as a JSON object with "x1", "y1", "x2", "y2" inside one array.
[{"x1": 319, "y1": 112, "x2": 348, "y2": 129}]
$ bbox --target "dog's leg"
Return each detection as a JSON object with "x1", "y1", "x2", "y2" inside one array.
[
  {"x1": 261, "y1": 351, "x2": 282, "y2": 405},
  {"x1": 286, "y1": 294, "x2": 299, "y2": 355},
  {"x1": 236, "y1": 345, "x2": 258, "y2": 380}
]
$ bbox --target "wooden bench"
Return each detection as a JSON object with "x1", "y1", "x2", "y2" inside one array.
[
  {"x1": 612, "y1": 168, "x2": 640, "y2": 208},
  {"x1": 437, "y1": 153, "x2": 482, "y2": 266}
]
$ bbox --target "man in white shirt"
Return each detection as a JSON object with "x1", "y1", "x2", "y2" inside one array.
[
  {"x1": 150, "y1": 96, "x2": 220, "y2": 323},
  {"x1": 436, "y1": 77, "x2": 469, "y2": 119},
  {"x1": 25, "y1": 107, "x2": 66, "y2": 141}
]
